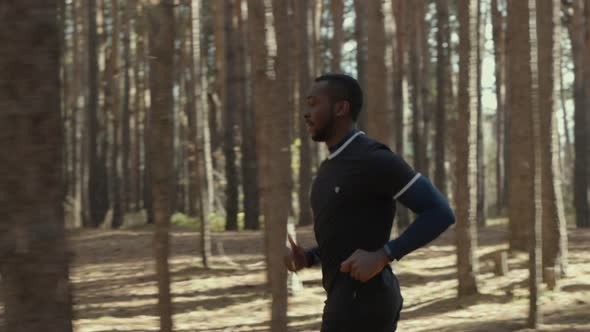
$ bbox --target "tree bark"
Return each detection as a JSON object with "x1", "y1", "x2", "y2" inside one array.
[
  {"x1": 330, "y1": 0, "x2": 344, "y2": 72},
  {"x1": 354, "y1": 0, "x2": 368, "y2": 130},
  {"x1": 491, "y1": 0, "x2": 506, "y2": 215},
  {"x1": 527, "y1": 0, "x2": 542, "y2": 326},
  {"x1": 476, "y1": 0, "x2": 487, "y2": 226},
  {"x1": 109, "y1": 0, "x2": 123, "y2": 228},
  {"x1": 571, "y1": 0, "x2": 589, "y2": 228},
  {"x1": 455, "y1": 0, "x2": 479, "y2": 298},
  {"x1": 295, "y1": 0, "x2": 313, "y2": 228},
  {"x1": 435, "y1": 0, "x2": 451, "y2": 197},
  {"x1": 87, "y1": 0, "x2": 109, "y2": 227},
  {"x1": 147, "y1": 1, "x2": 175, "y2": 330},
  {"x1": 268, "y1": 2, "x2": 292, "y2": 329},
  {"x1": 393, "y1": 0, "x2": 411, "y2": 230},
  {"x1": 507, "y1": 0, "x2": 535, "y2": 251},
  {"x1": 366, "y1": 0, "x2": 393, "y2": 147},
  {"x1": 537, "y1": 0, "x2": 569, "y2": 286},
  {"x1": 0, "y1": 1, "x2": 73, "y2": 330}
]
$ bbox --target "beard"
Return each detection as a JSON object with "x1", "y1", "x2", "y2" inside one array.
[{"x1": 311, "y1": 106, "x2": 336, "y2": 142}]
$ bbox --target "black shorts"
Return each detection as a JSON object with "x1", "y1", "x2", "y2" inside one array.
[{"x1": 321, "y1": 265, "x2": 403, "y2": 332}]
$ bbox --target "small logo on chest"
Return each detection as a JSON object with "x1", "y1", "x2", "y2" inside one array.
[{"x1": 334, "y1": 186, "x2": 340, "y2": 194}]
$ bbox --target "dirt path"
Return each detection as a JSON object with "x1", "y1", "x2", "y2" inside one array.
[{"x1": 63, "y1": 220, "x2": 590, "y2": 331}]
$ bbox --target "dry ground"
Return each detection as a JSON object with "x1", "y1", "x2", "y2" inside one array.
[{"x1": 6, "y1": 219, "x2": 590, "y2": 331}]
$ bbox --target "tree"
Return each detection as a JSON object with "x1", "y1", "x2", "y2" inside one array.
[
  {"x1": 147, "y1": 0, "x2": 175, "y2": 330},
  {"x1": 571, "y1": 0, "x2": 589, "y2": 228},
  {"x1": 366, "y1": 0, "x2": 393, "y2": 147},
  {"x1": 0, "y1": 1, "x2": 73, "y2": 330},
  {"x1": 435, "y1": 0, "x2": 451, "y2": 196},
  {"x1": 526, "y1": 0, "x2": 542, "y2": 326},
  {"x1": 108, "y1": 0, "x2": 123, "y2": 228},
  {"x1": 491, "y1": 0, "x2": 507, "y2": 214},
  {"x1": 268, "y1": 1, "x2": 293, "y2": 329},
  {"x1": 353, "y1": 0, "x2": 367, "y2": 129},
  {"x1": 537, "y1": 0, "x2": 568, "y2": 287},
  {"x1": 87, "y1": 0, "x2": 109, "y2": 227},
  {"x1": 507, "y1": 0, "x2": 535, "y2": 251},
  {"x1": 455, "y1": 0, "x2": 479, "y2": 298},
  {"x1": 330, "y1": 0, "x2": 344, "y2": 72},
  {"x1": 296, "y1": 0, "x2": 313, "y2": 228},
  {"x1": 476, "y1": 0, "x2": 486, "y2": 226},
  {"x1": 393, "y1": 0, "x2": 411, "y2": 230},
  {"x1": 218, "y1": 0, "x2": 239, "y2": 231},
  {"x1": 408, "y1": 0, "x2": 426, "y2": 174}
]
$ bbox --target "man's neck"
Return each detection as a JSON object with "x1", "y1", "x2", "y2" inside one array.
[{"x1": 325, "y1": 124, "x2": 357, "y2": 150}]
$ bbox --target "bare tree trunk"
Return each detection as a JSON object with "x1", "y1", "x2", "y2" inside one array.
[
  {"x1": 354, "y1": 0, "x2": 368, "y2": 130},
  {"x1": 268, "y1": 2, "x2": 292, "y2": 329},
  {"x1": 537, "y1": 0, "x2": 569, "y2": 287},
  {"x1": 147, "y1": 1, "x2": 175, "y2": 330},
  {"x1": 491, "y1": 0, "x2": 506, "y2": 215},
  {"x1": 330, "y1": 0, "x2": 344, "y2": 72},
  {"x1": 571, "y1": 0, "x2": 589, "y2": 228},
  {"x1": 455, "y1": 0, "x2": 479, "y2": 298},
  {"x1": 419, "y1": 2, "x2": 431, "y2": 177},
  {"x1": 109, "y1": 0, "x2": 123, "y2": 228},
  {"x1": 507, "y1": 0, "x2": 535, "y2": 251},
  {"x1": 233, "y1": 0, "x2": 260, "y2": 231},
  {"x1": 296, "y1": 0, "x2": 313, "y2": 228},
  {"x1": 476, "y1": 0, "x2": 487, "y2": 227},
  {"x1": 527, "y1": 0, "x2": 542, "y2": 326},
  {"x1": 122, "y1": 0, "x2": 132, "y2": 213},
  {"x1": 366, "y1": 0, "x2": 393, "y2": 146},
  {"x1": 0, "y1": 1, "x2": 73, "y2": 330},
  {"x1": 87, "y1": 0, "x2": 109, "y2": 227},
  {"x1": 435, "y1": 0, "x2": 450, "y2": 197},
  {"x1": 393, "y1": 0, "x2": 411, "y2": 230}
]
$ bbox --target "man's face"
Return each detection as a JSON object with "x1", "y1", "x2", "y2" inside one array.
[{"x1": 304, "y1": 81, "x2": 336, "y2": 142}]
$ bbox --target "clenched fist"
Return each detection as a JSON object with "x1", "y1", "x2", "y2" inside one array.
[{"x1": 284, "y1": 234, "x2": 308, "y2": 272}]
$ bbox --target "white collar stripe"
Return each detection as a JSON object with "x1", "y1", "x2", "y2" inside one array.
[{"x1": 327, "y1": 131, "x2": 365, "y2": 159}]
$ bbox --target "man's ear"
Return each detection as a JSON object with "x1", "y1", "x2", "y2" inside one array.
[{"x1": 334, "y1": 100, "x2": 351, "y2": 118}]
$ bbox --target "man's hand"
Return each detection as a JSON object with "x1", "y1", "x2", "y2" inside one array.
[
  {"x1": 284, "y1": 234, "x2": 307, "y2": 272},
  {"x1": 340, "y1": 248, "x2": 389, "y2": 282}
]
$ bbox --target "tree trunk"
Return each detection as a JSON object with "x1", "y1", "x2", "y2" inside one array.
[
  {"x1": 366, "y1": 0, "x2": 393, "y2": 147},
  {"x1": 527, "y1": 0, "x2": 542, "y2": 326},
  {"x1": 491, "y1": 0, "x2": 506, "y2": 215},
  {"x1": 537, "y1": 0, "x2": 569, "y2": 287},
  {"x1": 231, "y1": 0, "x2": 260, "y2": 231},
  {"x1": 354, "y1": 0, "x2": 368, "y2": 130},
  {"x1": 0, "y1": 1, "x2": 73, "y2": 330},
  {"x1": 109, "y1": 0, "x2": 123, "y2": 228},
  {"x1": 147, "y1": 1, "x2": 175, "y2": 330},
  {"x1": 408, "y1": 0, "x2": 426, "y2": 174},
  {"x1": 87, "y1": 0, "x2": 109, "y2": 227},
  {"x1": 296, "y1": 0, "x2": 313, "y2": 228},
  {"x1": 330, "y1": 0, "x2": 344, "y2": 72},
  {"x1": 507, "y1": 0, "x2": 535, "y2": 251},
  {"x1": 435, "y1": 0, "x2": 450, "y2": 197},
  {"x1": 393, "y1": 0, "x2": 411, "y2": 230},
  {"x1": 455, "y1": 0, "x2": 479, "y2": 298},
  {"x1": 268, "y1": 2, "x2": 292, "y2": 330},
  {"x1": 419, "y1": 1, "x2": 431, "y2": 177},
  {"x1": 571, "y1": 0, "x2": 589, "y2": 228},
  {"x1": 122, "y1": 0, "x2": 132, "y2": 213},
  {"x1": 476, "y1": 0, "x2": 486, "y2": 227}
]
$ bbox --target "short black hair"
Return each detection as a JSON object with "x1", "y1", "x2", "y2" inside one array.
[{"x1": 315, "y1": 73, "x2": 363, "y2": 122}]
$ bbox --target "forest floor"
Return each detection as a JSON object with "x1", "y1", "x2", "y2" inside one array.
[{"x1": 13, "y1": 218, "x2": 590, "y2": 331}]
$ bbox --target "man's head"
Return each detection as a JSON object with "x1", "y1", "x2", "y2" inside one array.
[{"x1": 304, "y1": 74, "x2": 363, "y2": 142}]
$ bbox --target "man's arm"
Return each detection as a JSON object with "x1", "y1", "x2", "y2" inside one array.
[{"x1": 383, "y1": 174, "x2": 455, "y2": 261}]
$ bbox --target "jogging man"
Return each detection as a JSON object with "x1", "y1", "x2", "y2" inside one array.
[{"x1": 284, "y1": 73, "x2": 455, "y2": 331}]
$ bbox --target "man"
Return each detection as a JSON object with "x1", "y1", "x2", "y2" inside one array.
[{"x1": 284, "y1": 74, "x2": 455, "y2": 331}]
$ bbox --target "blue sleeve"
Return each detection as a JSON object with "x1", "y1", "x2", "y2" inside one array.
[
  {"x1": 304, "y1": 246, "x2": 321, "y2": 267},
  {"x1": 384, "y1": 175, "x2": 455, "y2": 261}
]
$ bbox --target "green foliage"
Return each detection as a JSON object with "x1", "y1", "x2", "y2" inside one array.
[{"x1": 171, "y1": 211, "x2": 248, "y2": 232}]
